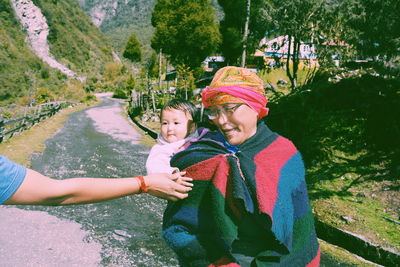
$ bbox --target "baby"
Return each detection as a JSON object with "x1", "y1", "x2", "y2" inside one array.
[{"x1": 146, "y1": 99, "x2": 204, "y2": 174}]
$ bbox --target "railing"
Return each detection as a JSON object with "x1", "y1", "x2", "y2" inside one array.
[
  {"x1": 0, "y1": 101, "x2": 74, "y2": 143},
  {"x1": 127, "y1": 107, "x2": 158, "y2": 139}
]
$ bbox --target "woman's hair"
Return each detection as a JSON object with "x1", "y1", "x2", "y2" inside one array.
[{"x1": 161, "y1": 99, "x2": 199, "y2": 123}]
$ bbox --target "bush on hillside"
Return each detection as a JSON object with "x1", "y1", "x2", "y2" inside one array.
[
  {"x1": 113, "y1": 88, "x2": 129, "y2": 99},
  {"x1": 61, "y1": 80, "x2": 87, "y2": 102},
  {"x1": 103, "y1": 62, "x2": 126, "y2": 81},
  {"x1": 265, "y1": 74, "x2": 400, "y2": 185},
  {"x1": 85, "y1": 94, "x2": 96, "y2": 101},
  {"x1": 35, "y1": 88, "x2": 54, "y2": 103}
]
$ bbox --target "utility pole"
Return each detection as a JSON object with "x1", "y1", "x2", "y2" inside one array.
[
  {"x1": 158, "y1": 48, "x2": 163, "y2": 97},
  {"x1": 241, "y1": 0, "x2": 251, "y2": 67},
  {"x1": 146, "y1": 72, "x2": 156, "y2": 113},
  {"x1": 184, "y1": 75, "x2": 187, "y2": 100},
  {"x1": 165, "y1": 58, "x2": 170, "y2": 101}
]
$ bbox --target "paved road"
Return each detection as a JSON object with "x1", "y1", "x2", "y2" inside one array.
[{"x1": 0, "y1": 206, "x2": 102, "y2": 266}]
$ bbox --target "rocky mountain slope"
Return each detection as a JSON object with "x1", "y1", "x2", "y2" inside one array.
[
  {"x1": 11, "y1": 0, "x2": 83, "y2": 80},
  {"x1": 0, "y1": 0, "x2": 113, "y2": 104}
]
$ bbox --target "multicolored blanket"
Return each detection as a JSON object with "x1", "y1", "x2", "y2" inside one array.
[{"x1": 162, "y1": 122, "x2": 320, "y2": 266}]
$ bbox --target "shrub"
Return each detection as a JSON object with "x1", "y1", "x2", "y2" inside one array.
[
  {"x1": 35, "y1": 88, "x2": 54, "y2": 103},
  {"x1": 85, "y1": 94, "x2": 96, "y2": 101},
  {"x1": 113, "y1": 88, "x2": 128, "y2": 99},
  {"x1": 62, "y1": 80, "x2": 87, "y2": 102},
  {"x1": 103, "y1": 62, "x2": 125, "y2": 81},
  {"x1": 40, "y1": 69, "x2": 50, "y2": 79}
]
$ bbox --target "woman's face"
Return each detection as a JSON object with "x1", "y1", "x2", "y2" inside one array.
[{"x1": 208, "y1": 103, "x2": 258, "y2": 145}]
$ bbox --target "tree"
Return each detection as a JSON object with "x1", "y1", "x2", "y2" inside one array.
[
  {"x1": 310, "y1": 1, "x2": 355, "y2": 69},
  {"x1": 126, "y1": 75, "x2": 135, "y2": 91},
  {"x1": 339, "y1": 0, "x2": 400, "y2": 61},
  {"x1": 218, "y1": 0, "x2": 273, "y2": 65},
  {"x1": 145, "y1": 52, "x2": 159, "y2": 79},
  {"x1": 268, "y1": 0, "x2": 326, "y2": 89},
  {"x1": 123, "y1": 33, "x2": 142, "y2": 62},
  {"x1": 241, "y1": 0, "x2": 251, "y2": 67},
  {"x1": 103, "y1": 62, "x2": 126, "y2": 81},
  {"x1": 176, "y1": 64, "x2": 195, "y2": 100},
  {"x1": 151, "y1": 0, "x2": 221, "y2": 72}
]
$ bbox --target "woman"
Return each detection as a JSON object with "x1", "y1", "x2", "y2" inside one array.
[{"x1": 162, "y1": 66, "x2": 320, "y2": 266}]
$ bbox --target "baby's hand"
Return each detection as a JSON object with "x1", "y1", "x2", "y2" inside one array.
[{"x1": 172, "y1": 170, "x2": 193, "y2": 187}]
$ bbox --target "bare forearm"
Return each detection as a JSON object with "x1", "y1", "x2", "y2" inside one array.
[
  {"x1": 52, "y1": 177, "x2": 141, "y2": 205},
  {"x1": 5, "y1": 169, "x2": 192, "y2": 205},
  {"x1": 6, "y1": 169, "x2": 140, "y2": 205}
]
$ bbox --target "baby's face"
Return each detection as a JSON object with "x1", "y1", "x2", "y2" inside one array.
[{"x1": 160, "y1": 108, "x2": 193, "y2": 143}]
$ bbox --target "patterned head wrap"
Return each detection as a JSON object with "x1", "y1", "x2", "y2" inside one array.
[{"x1": 202, "y1": 66, "x2": 269, "y2": 119}]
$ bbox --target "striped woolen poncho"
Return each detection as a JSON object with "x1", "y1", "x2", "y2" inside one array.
[{"x1": 162, "y1": 122, "x2": 320, "y2": 266}]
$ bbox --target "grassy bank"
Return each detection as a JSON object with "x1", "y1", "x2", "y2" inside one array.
[
  {"x1": 310, "y1": 169, "x2": 399, "y2": 252},
  {"x1": 263, "y1": 72, "x2": 399, "y2": 267},
  {"x1": 264, "y1": 73, "x2": 399, "y2": 257},
  {"x1": 120, "y1": 101, "x2": 157, "y2": 147}
]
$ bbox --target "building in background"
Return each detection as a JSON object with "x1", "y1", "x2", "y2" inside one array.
[{"x1": 255, "y1": 35, "x2": 318, "y2": 69}]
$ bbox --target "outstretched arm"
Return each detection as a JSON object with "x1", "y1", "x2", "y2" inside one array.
[{"x1": 5, "y1": 168, "x2": 192, "y2": 205}]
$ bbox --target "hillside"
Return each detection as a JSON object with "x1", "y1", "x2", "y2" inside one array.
[
  {"x1": 78, "y1": 0, "x2": 157, "y2": 59},
  {"x1": 0, "y1": 0, "x2": 113, "y2": 105}
]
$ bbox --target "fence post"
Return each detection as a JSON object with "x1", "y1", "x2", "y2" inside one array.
[
  {"x1": 0, "y1": 115, "x2": 4, "y2": 143},
  {"x1": 55, "y1": 103, "x2": 61, "y2": 114}
]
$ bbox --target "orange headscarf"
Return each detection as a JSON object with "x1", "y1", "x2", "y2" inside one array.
[{"x1": 202, "y1": 66, "x2": 269, "y2": 119}]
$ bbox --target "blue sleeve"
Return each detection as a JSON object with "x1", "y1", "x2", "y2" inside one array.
[{"x1": 0, "y1": 156, "x2": 27, "y2": 204}]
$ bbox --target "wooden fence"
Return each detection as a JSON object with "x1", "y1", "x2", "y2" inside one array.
[{"x1": 0, "y1": 101, "x2": 74, "y2": 143}]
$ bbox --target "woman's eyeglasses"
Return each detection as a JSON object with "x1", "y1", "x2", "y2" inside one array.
[{"x1": 204, "y1": 103, "x2": 243, "y2": 120}]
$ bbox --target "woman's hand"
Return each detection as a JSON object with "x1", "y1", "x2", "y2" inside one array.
[{"x1": 144, "y1": 171, "x2": 193, "y2": 201}]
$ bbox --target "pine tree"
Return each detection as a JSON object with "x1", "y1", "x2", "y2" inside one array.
[{"x1": 123, "y1": 33, "x2": 142, "y2": 62}]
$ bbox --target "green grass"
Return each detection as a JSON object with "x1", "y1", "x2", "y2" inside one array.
[
  {"x1": 142, "y1": 121, "x2": 161, "y2": 132},
  {"x1": 304, "y1": 129, "x2": 399, "y2": 253},
  {"x1": 131, "y1": 117, "x2": 157, "y2": 147},
  {"x1": 258, "y1": 66, "x2": 316, "y2": 89},
  {"x1": 261, "y1": 70, "x2": 400, "y2": 258},
  {"x1": 311, "y1": 176, "x2": 399, "y2": 252},
  {"x1": 120, "y1": 102, "x2": 156, "y2": 147}
]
